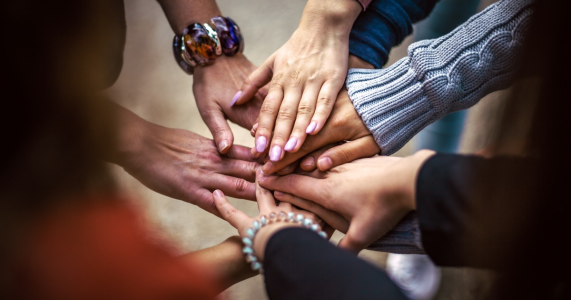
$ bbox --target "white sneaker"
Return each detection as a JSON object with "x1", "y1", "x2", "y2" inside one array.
[{"x1": 386, "y1": 254, "x2": 441, "y2": 300}]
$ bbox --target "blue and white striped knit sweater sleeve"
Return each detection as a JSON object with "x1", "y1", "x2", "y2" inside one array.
[{"x1": 346, "y1": 0, "x2": 533, "y2": 155}]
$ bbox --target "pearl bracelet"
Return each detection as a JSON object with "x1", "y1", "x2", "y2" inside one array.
[{"x1": 241, "y1": 211, "x2": 328, "y2": 272}]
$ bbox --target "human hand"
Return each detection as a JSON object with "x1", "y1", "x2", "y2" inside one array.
[
  {"x1": 212, "y1": 170, "x2": 328, "y2": 261},
  {"x1": 259, "y1": 151, "x2": 436, "y2": 253},
  {"x1": 110, "y1": 106, "x2": 260, "y2": 216},
  {"x1": 256, "y1": 89, "x2": 380, "y2": 174},
  {"x1": 233, "y1": 0, "x2": 362, "y2": 162},
  {"x1": 193, "y1": 53, "x2": 267, "y2": 154}
]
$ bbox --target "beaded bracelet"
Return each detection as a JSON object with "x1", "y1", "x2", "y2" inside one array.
[
  {"x1": 242, "y1": 211, "x2": 328, "y2": 272},
  {"x1": 172, "y1": 16, "x2": 244, "y2": 75}
]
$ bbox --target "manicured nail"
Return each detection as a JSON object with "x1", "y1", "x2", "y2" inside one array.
[
  {"x1": 256, "y1": 136, "x2": 267, "y2": 153},
  {"x1": 284, "y1": 137, "x2": 298, "y2": 151},
  {"x1": 269, "y1": 145, "x2": 282, "y2": 162},
  {"x1": 306, "y1": 121, "x2": 317, "y2": 134},
  {"x1": 274, "y1": 191, "x2": 284, "y2": 196},
  {"x1": 301, "y1": 157, "x2": 315, "y2": 168},
  {"x1": 218, "y1": 140, "x2": 229, "y2": 152},
  {"x1": 317, "y1": 157, "x2": 333, "y2": 170},
  {"x1": 213, "y1": 190, "x2": 224, "y2": 197},
  {"x1": 230, "y1": 91, "x2": 242, "y2": 107}
]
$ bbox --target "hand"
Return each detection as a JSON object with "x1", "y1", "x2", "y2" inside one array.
[
  {"x1": 258, "y1": 151, "x2": 436, "y2": 253},
  {"x1": 259, "y1": 89, "x2": 380, "y2": 174},
  {"x1": 193, "y1": 54, "x2": 267, "y2": 153},
  {"x1": 233, "y1": 0, "x2": 362, "y2": 162},
  {"x1": 110, "y1": 105, "x2": 260, "y2": 216},
  {"x1": 212, "y1": 170, "x2": 327, "y2": 260}
]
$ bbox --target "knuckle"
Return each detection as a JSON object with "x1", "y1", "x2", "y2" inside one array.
[
  {"x1": 234, "y1": 178, "x2": 250, "y2": 193},
  {"x1": 297, "y1": 103, "x2": 314, "y2": 115},
  {"x1": 277, "y1": 107, "x2": 295, "y2": 120},
  {"x1": 316, "y1": 96, "x2": 333, "y2": 108},
  {"x1": 260, "y1": 102, "x2": 277, "y2": 115},
  {"x1": 333, "y1": 148, "x2": 352, "y2": 164}
]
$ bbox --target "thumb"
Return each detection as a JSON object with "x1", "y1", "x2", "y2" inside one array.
[
  {"x1": 316, "y1": 136, "x2": 380, "y2": 171},
  {"x1": 234, "y1": 56, "x2": 274, "y2": 106},
  {"x1": 212, "y1": 190, "x2": 251, "y2": 234},
  {"x1": 202, "y1": 108, "x2": 234, "y2": 154},
  {"x1": 338, "y1": 216, "x2": 383, "y2": 254}
]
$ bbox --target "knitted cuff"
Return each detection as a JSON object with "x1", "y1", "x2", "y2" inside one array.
[
  {"x1": 366, "y1": 212, "x2": 424, "y2": 254},
  {"x1": 347, "y1": 0, "x2": 533, "y2": 155}
]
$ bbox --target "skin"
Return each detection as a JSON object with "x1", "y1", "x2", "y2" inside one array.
[
  {"x1": 233, "y1": 0, "x2": 363, "y2": 162},
  {"x1": 258, "y1": 150, "x2": 436, "y2": 253},
  {"x1": 106, "y1": 102, "x2": 260, "y2": 216},
  {"x1": 158, "y1": 0, "x2": 267, "y2": 154}
]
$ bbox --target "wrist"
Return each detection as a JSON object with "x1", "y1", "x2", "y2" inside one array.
[
  {"x1": 252, "y1": 222, "x2": 302, "y2": 261},
  {"x1": 109, "y1": 106, "x2": 153, "y2": 167},
  {"x1": 300, "y1": 0, "x2": 362, "y2": 37}
]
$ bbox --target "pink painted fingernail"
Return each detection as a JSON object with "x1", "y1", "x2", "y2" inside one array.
[
  {"x1": 284, "y1": 137, "x2": 298, "y2": 151},
  {"x1": 269, "y1": 145, "x2": 282, "y2": 162},
  {"x1": 306, "y1": 121, "x2": 317, "y2": 134},
  {"x1": 230, "y1": 91, "x2": 242, "y2": 107},
  {"x1": 256, "y1": 136, "x2": 267, "y2": 153},
  {"x1": 318, "y1": 157, "x2": 333, "y2": 170}
]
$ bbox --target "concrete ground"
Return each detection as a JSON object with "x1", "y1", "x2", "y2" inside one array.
[{"x1": 107, "y1": 0, "x2": 501, "y2": 299}]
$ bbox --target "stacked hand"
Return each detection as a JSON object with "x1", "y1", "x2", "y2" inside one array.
[{"x1": 258, "y1": 151, "x2": 435, "y2": 253}]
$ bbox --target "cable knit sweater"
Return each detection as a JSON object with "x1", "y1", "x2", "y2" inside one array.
[{"x1": 346, "y1": 0, "x2": 534, "y2": 155}]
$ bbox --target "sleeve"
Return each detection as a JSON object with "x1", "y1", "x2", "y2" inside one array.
[
  {"x1": 416, "y1": 153, "x2": 539, "y2": 269},
  {"x1": 349, "y1": 0, "x2": 439, "y2": 68},
  {"x1": 347, "y1": 0, "x2": 534, "y2": 155},
  {"x1": 263, "y1": 227, "x2": 408, "y2": 300}
]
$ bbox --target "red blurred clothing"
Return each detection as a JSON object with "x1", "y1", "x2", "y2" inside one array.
[{"x1": 8, "y1": 198, "x2": 217, "y2": 300}]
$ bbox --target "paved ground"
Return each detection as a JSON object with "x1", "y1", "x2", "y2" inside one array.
[{"x1": 107, "y1": 0, "x2": 500, "y2": 298}]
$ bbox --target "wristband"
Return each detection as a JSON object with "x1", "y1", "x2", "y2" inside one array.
[
  {"x1": 172, "y1": 16, "x2": 244, "y2": 74},
  {"x1": 241, "y1": 212, "x2": 327, "y2": 273}
]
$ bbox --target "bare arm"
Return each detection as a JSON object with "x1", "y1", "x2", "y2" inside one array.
[{"x1": 158, "y1": 0, "x2": 221, "y2": 33}]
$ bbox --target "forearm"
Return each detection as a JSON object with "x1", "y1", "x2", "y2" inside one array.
[
  {"x1": 181, "y1": 236, "x2": 257, "y2": 292},
  {"x1": 158, "y1": 0, "x2": 222, "y2": 33},
  {"x1": 347, "y1": 0, "x2": 534, "y2": 155}
]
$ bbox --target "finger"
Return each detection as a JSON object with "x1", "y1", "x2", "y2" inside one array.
[
  {"x1": 219, "y1": 159, "x2": 258, "y2": 182},
  {"x1": 299, "y1": 144, "x2": 336, "y2": 171},
  {"x1": 212, "y1": 190, "x2": 251, "y2": 233},
  {"x1": 290, "y1": 206, "x2": 322, "y2": 226},
  {"x1": 255, "y1": 85, "x2": 284, "y2": 155},
  {"x1": 256, "y1": 181, "x2": 277, "y2": 214},
  {"x1": 284, "y1": 85, "x2": 320, "y2": 153},
  {"x1": 338, "y1": 212, "x2": 396, "y2": 254},
  {"x1": 268, "y1": 86, "x2": 302, "y2": 162},
  {"x1": 258, "y1": 173, "x2": 325, "y2": 204},
  {"x1": 275, "y1": 160, "x2": 299, "y2": 175},
  {"x1": 205, "y1": 174, "x2": 256, "y2": 201},
  {"x1": 190, "y1": 188, "x2": 223, "y2": 218},
  {"x1": 225, "y1": 144, "x2": 256, "y2": 162},
  {"x1": 233, "y1": 56, "x2": 274, "y2": 106},
  {"x1": 307, "y1": 80, "x2": 344, "y2": 136},
  {"x1": 316, "y1": 136, "x2": 380, "y2": 171},
  {"x1": 277, "y1": 201, "x2": 292, "y2": 211},
  {"x1": 274, "y1": 191, "x2": 349, "y2": 233},
  {"x1": 250, "y1": 123, "x2": 258, "y2": 137},
  {"x1": 200, "y1": 108, "x2": 234, "y2": 154}
]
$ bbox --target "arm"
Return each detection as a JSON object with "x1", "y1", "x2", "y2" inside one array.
[
  {"x1": 416, "y1": 153, "x2": 540, "y2": 269},
  {"x1": 157, "y1": 0, "x2": 264, "y2": 154},
  {"x1": 347, "y1": 0, "x2": 534, "y2": 155},
  {"x1": 180, "y1": 236, "x2": 257, "y2": 292},
  {"x1": 350, "y1": 0, "x2": 440, "y2": 68}
]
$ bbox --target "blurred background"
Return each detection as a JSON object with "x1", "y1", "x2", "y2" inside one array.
[{"x1": 106, "y1": 0, "x2": 501, "y2": 298}]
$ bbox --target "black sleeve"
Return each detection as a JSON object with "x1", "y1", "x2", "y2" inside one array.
[
  {"x1": 416, "y1": 153, "x2": 539, "y2": 270},
  {"x1": 263, "y1": 228, "x2": 408, "y2": 300}
]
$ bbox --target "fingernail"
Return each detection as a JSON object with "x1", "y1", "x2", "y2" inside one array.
[
  {"x1": 301, "y1": 157, "x2": 315, "y2": 167},
  {"x1": 269, "y1": 145, "x2": 282, "y2": 162},
  {"x1": 306, "y1": 121, "x2": 317, "y2": 134},
  {"x1": 213, "y1": 190, "x2": 223, "y2": 197},
  {"x1": 252, "y1": 123, "x2": 259, "y2": 131},
  {"x1": 256, "y1": 136, "x2": 267, "y2": 153},
  {"x1": 317, "y1": 157, "x2": 333, "y2": 170},
  {"x1": 218, "y1": 140, "x2": 229, "y2": 152},
  {"x1": 230, "y1": 91, "x2": 242, "y2": 107},
  {"x1": 274, "y1": 191, "x2": 284, "y2": 196},
  {"x1": 284, "y1": 137, "x2": 298, "y2": 151}
]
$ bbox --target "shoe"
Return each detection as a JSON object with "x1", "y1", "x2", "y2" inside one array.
[{"x1": 386, "y1": 254, "x2": 441, "y2": 300}]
